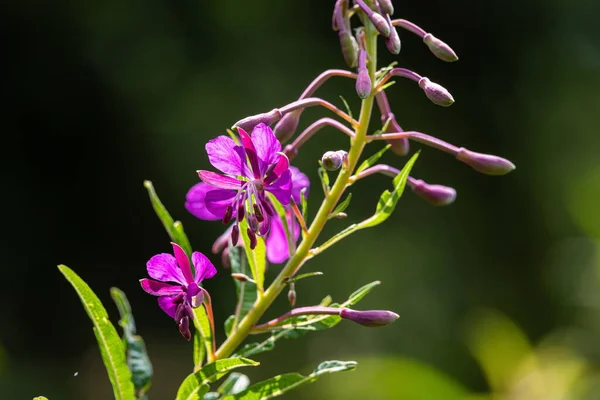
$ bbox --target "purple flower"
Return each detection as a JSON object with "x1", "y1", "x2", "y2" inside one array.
[
  {"x1": 186, "y1": 123, "x2": 292, "y2": 249},
  {"x1": 140, "y1": 243, "x2": 217, "y2": 340}
]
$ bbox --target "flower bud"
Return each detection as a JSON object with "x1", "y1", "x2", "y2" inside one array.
[
  {"x1": 288, "y1": 285, "x2": 297, "y2": 307},
  {"x1": 234, "y1": 109, "x2": 282, "y2": 132},
  {"x1": 355, "y1": 50, "x2": 371, "y2": 99},
  {"x1": 379, "y1": 0, "x2": 394, "y2": 15},
  {"x1": 423, "y1": 33, "x2": 458, "y2": 62},
  {"x1": 456, "y1": 148, "x2": 516, "y2": 175},
  {"x1": 410, "y1": 179, "x2": 457, "y2": 206},
  {"x1": 283, "y1": 144, "x2": 298, "y2": 161},
  {"x1": 340, "y1": 308, "x2": 399, "y2": 327},
  {"x1": 339, "y1": 30, "x2": 359, "y2": 68},
  {"x1": 385, "y1": 16, "x2": 401, "y2": 55},
  {"x1": 370, "y1": 12, "x2": 391, "y2": 37},
  {"x1": 231, "y1": 273, "x2": 254, "y2": 283},
  {"x1": 273, "y1": 110, "x2": 302, "y2": 143},
  {"x1": 321, "y1": 150, "x2": 347, "y2": 171},
  {"x1": 418, "y1": 77, "x2": 454, "y2": 107}
]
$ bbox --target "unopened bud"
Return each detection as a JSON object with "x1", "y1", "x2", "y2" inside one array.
[
  {"x1": 333, "y1": 212, "x2": 348, "y2": 219},
  {"x1": 379, "y1": 0, "x2": 394, "y2": 15},
  {"x1": 283, "y1": 144, "x2": 298, "y2": 161},
  {"x1": 231, "y1": 273, "x2": 254, "y2": 283},
  {"x1": 340, "y1": 308, "x2": 399, "y2": 327},
  {"x1": 234, "y1": 109, "x2": 282, "y2": 132},
  {"x1": 321, "y1": 150, "x2": 348, "y2": 171},
  {"x1": 456, "y1": 148, "x2": 516, "y2": 175},
  {"x1": 288, "y1": 285, "x2": 297, "y2": 306},
  {"x1": 355, "y1": 50, "x2": 371, "y2": 99},
  {"x1": 339, "y1": 30, "x2": 359, "y2": 68},
  {"x1": 384, "y1": 15, "x2": 401, "y2": 54},
  {"x1": 418, "y1": 77, "x2": 454, "y2": 107},
  {"x1": 273, "y1": 110, "x2": 302, "y2": 143},
  {"x1": 370, "y1": 12, "x2": 391, "y2": 37},
  {"x1": 423, "y1": 33, "x2": 459, "y2": 62},
  {"x1": 410, "y1": 179, "x2": 457, "y2": 206}
]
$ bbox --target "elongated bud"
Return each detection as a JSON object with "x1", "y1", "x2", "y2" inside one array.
[
  {"x1": 273, "y1": 110, "x2": 302, "y2": 143},
  {"x1": 288, "y1": 283, "x2": 297, "y2": 306},
  {"x1": 234, "y1": 109, "x2": 282, "y2": 132},
  {"x1": 321, "y1": 150, "x2": 348, "y2": 171},
  {"x1": 355, "y1": 0, "x2": 390, "y2": 37},
  {"x1": 332, "y1": 0, "x2": 349, "y2": 31},
  {"x1": 384, "y1": 15, "x2": 401, "y2": 54},
  {"x1": 423, "y1": 33, "x2": 459, "y2": 62},
  {"x1": 355, "y1": 50, "x2": 371, "y2": 99},
  {"x1": 231, "y1": 273, "x2": 254, "y2": 283},
  {"x1": 178, "y1": 316, "x2": 191, "y2": 340},
  {"x1": 231, "y1": 224, "x2": 240, "y2": 245},
  {"x1": 379, "y1": 0, "x2": 394, "y2": 15},
  {"x1": 410, "y1": 179, "x2": 457, "y2": 206},
  {"x1": 247, "y1": 228, "x2": 257, "y2": 249},
  {"x1": 339, "y1": 30, "x2": 359, "y2": 68},
  {"x1": 418, "y1": 77, "x2": 454, "y2": 107},
  {"x1": 340, "y1": 308, "x2": 399, "y2": 327},
  {"x1": 333, "y1": 212, "x2": 348, "y2": 219},
  {"x1": 456, "y1": 148, "x2": 516, "y2": 175}
]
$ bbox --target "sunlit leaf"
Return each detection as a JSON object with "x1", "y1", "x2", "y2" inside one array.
[
  {"x1": 218, "y1": 373, "x2": 251, "y2": 395},
  {"x1": 224, "y1": 315, "x2": 235, "y2": 337},
  {"x1": 176, "y1": 358, "x2": 259, "y2": 400},
  {"x1": 238, "y1": 218, "x2": 266, "y2": 293},
  {"x1": 58, "y1": 266, "x2": 135, "y2": 400},
  {"x1": 329, "y1": 193, "x2": 352, "y2": 219},
  {"x1": 222, "y1": 360, "x2": 356, "y2": 399},
  {"x1": 356, "y1": 145, "x2": 391, "y2": 175},
  {"x1": 192, "y1": 306, "x2": 214, "y2": 368},
  {"x1": 300, "y1": 188, "x2": 308, "y2": 219}
]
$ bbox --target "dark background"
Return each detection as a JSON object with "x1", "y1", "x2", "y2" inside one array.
[{"x1": 2, "y1": 0, "x2": 600, "y2": 399}]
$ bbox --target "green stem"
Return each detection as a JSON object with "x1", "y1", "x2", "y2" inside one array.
[{"x1": 214, "y1": 16, "x2": 379, "y2": 360}]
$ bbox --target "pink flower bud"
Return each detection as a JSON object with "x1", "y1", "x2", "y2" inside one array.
[
  {"x1": 370, "y1": 12, "x2": 391, "y2": 37},
  {"x1": 418, "y1": 77, "x2": 454, "y2": 107},
  {"x1": 340, "y1": 308, "x2": 399, "y2": 327},
  {"x1": 385, "y1": 15, "x2": 401, "y2": 55},
  {"x1": 273, "y1": 110, "x2": 302, "y2": 143},
  {"x1": 379, "y1": 0, "x2": 394, "y2": 15},
  {"x1": 355, "y1": 50, "x2": 371, "y2": 99},
  {"x1": 456, "y1": 148, "x2": 516, "y2": 175},
  {"x1": 288, "y1": 287, "x2": 297, "y2": 306},
  {"x1": 321, "y1": 150, "x2": 348, "y2": 171},
  {"x1": 234, "y1": 109, "x2": 282, "y2": 132},
  {"x1": 423, "y1": 33, "x2": 459, "y2": 62},
  {"x1": 410, "y1": 179, "x2": 457, "y2": 206}
]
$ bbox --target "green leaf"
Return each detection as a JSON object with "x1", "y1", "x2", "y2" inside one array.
[
  {"x1": 58, "y1": 266, "x2": 135, "y2": 400},
  {"x1": 110, "y1": 288, "x2": 153, "y2": 397},
  {"x1": 222, "y1": 360, "x2": 356, "y2": 399},
  {"x1": 317, "y1": 162, "x2": 330, "y2": 195},
  {"x1": 234, "y1": 332, "x2": 282, "y2": 358},
  {"x1": 224, "y1": 315, "x2": 235, "y2": 337},
  {"x1": 300, "y1": 188, "x2": 308, "y2": 219},
  {"x1": 329, "y1": 193, "x2": 352, "y2": 219},
  {"x1": 360, "y1": 151, "x2": 419, "y2": 228},
  {"x1": 194, "y1": 329, "x2": 206, "y2": 370},
  {"x1": 338, "y1": 95, "x2": 354, "y2": 119},
  {"x1": 238, "y1": 218, "x2": 266, "y2": 292},
  {"x1": 192, "y1": 306, "x2": 214, "y2": 367},
  {"x1": 356, "y1": 145, "x2": 392, "y2": 175},
  {"x1": 286, "y1": 271, "x2": 323, "y2": 284},
  {"x1": 218, "y1": 373, "x2": 251, "y2": 395},
  {"x1": 203, "y1": 393, "x2": 219, "y2": 400},
  {"x1": 176, "y1": 358, "x2": 259, "y2": 400},
  {"x1": 143, "y1": 180, "x2": 193, "y2": 257},
  {"x1": 229, "y1": 246, "x2": 258, "y2": 321},
  {"x1": 346, "y1": 281, "x2": 381, "y2": 306}
]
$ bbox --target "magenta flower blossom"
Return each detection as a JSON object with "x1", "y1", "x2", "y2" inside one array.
[
  {"x1": 139, "y1": 243, "x2": 217, "y2": 340},
  {"x1": 186, "y1": 123, "x2": 292, "y2": 249}
]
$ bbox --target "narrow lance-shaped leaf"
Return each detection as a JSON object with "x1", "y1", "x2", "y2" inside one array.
[
  {"x1": 192, "y1": 306, "x2": 214, "y2": 368},
  {"x1": 221, "y1": 360, "x2": 357, "y2": 400},
  {"x1": 300, "y1": 188, "x2": 308, "y2": 219},
  {"x1": 238, "y1": 218, "x2": 266, "y2": 292},
  {"x1": 110, "y1": 288, "x2": 153, "y2": 398},
  {"x1": 360, "y1": 151, "x2": 419, "y2": 228},
  {"x1": 286, "y1": 271, "x2": 323, "y2": 284},
  {"x1": 317, "y1": 162, "x2": 330, "y2": 195},
  {"x1": 143, "y1": 180, "x2": 193, "y2": 257},
  {"x1": 218, "y1": 373, "x2": 251, "y2": 396},
  {"x1": 176, "y1": 358, "x2": 259, "y2": 400},
  {"x1": 355, "y1": 145, "x2": 391, "y2": 175},
  {"x1": 58, "y1": 266, "x2": 135, "y2": 400},
  {"x1": 329, "y1": 193, "x2": 352, "y2": 219}
]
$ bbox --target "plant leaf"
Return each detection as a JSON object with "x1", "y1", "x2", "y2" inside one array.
[
  {"x1": 286, "y1": 272, "x2": 323, "y2": 284},
  {"x1": 222, "y1": 360, "x2": 356, "y2": 399},
  {"x1": 143, "y1": 180, "x2": 193, "y2": 257},
  {"x1": 224, "y1": 315, "x2": 235, "y2": 337},
  {"x1": 359, "y1": 152, "x2": 419, "y2": 228},
  {"x1": 229, "y1": 245, "x2": 258, "y2": 321},
  {"x1": 194, "y1": 329, "x2": 206, "y2": 370},
  {"x1": 192, "y1": 306, "x2": 214, "y2": 367},
  {"x1": 110, "y1": 288, "x2": 153, "y2": 398},
  {"x1": 338, "y1": 95, "x2": 354, "y2": 119},
  {"x1": 300, "y1": 188, "x2": 308, "y2": 219},
  {"x1": 238, "y1": 218, "x2": 266, "y2": 293},
  {"x1": 58, "y1": 266, "x2": 135, "y2": 400},
  {"x1": 355, "y1": 145, "x2": 391, "y2": 175},
  {"x1": 218, "y1": 373, "x2": 251, "y2": 395},
  {"x1": 176, "y1": 358, "x2": 259, "y2": 400},
  {"x1": 329, "y1": 193, "x2": 352, "y2": 219},
  {"x1": 317, "y1": 162, "x2": 330, "y2": 196}
]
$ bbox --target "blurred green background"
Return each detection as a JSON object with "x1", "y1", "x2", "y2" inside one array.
[{"x1": 2, "y1": 0, "x2": 600, "y2": 398}]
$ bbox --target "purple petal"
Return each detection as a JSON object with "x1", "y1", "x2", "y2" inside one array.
[
  {"x1": 238, "y1": 128, "x2": 262, "y2": 178},
  {"x1": 266, "y1": 169, "x2": 292, "y2": 205},
  {"x1": 140, "y1": 278, "x2": 182, "y2": 296},
  {"x1": 264, "y1": 153, "x2": 290, "y2": 185},
  {"x1": 172, "y1": 242, "x2": 194, "y2": 284},
  {"x1": 146, "y1": 253, "x2": 186, "y2": 284},
  {"x1": 206, "y1": 135, "x2": 246, "y2": 176},
  {"x1": 266, "y1": 213, "x2": 292, "y2": 264},
  {"x1": 157, "y1": 295, "x2": 179, "y2": 319},
  {"x1": 197, "y1": 170, "x2": 242, "y2": 190},
  {"x1": 186, "y1": 183, "x2": 236, "y2": 221},
  {"x1": 192, "y1": 251, "x2": 217, "y2": 282},
  {"x1": 290, "y1": 166, "x2": 310, "y2": 203},
  {"x1": 251, "y1": 123, "x2": 282, "y2": 166}
]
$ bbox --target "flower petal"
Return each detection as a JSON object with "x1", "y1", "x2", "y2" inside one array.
[
  {"x1": 192, "y1": 251, "x2": 217, "y2": 282},
  {"x1": 172, "y1": 242, "x2": 194, "y2": 284},
  {"x1": 263, "y1": 153, "x2": 290, "y2": 185},
  {"x1": 238, "y1": 128, "x2": 262, "y2": 178},
  {"x1": 197, "y1": 170, "x2": 242, "y2": 190},
  {"x1": 146, "y1": 253, "x2": 186, "y2": 284},
  {"x1": 290, "y1": 166, "x2": 310, "y2": 203},
  {"x1": 186, "y1": 183, "x2": 236, "y2": 221},
  {"x1": 251, "y1": 123, "x2": 281, "y2": 166},
  {"x1": 265, "y1": 169, "x2": 292, "y2": 205},
  {"x1": 206, "y1": 135, "x2": 246, "y2": 176},
  {"x1": 266, "y1": 213, "x2": 290, "y2": 264},
  {"x1": 140, "y1": 278, "x2": 182, "y2": 296},
  {"x1": 157, "y1": 295, "x2": 179, "y2": 319}
]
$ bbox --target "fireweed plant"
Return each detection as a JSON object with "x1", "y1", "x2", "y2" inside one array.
[{"x1": 57, "y1": 1, "x2": 515, "y2": 399}]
